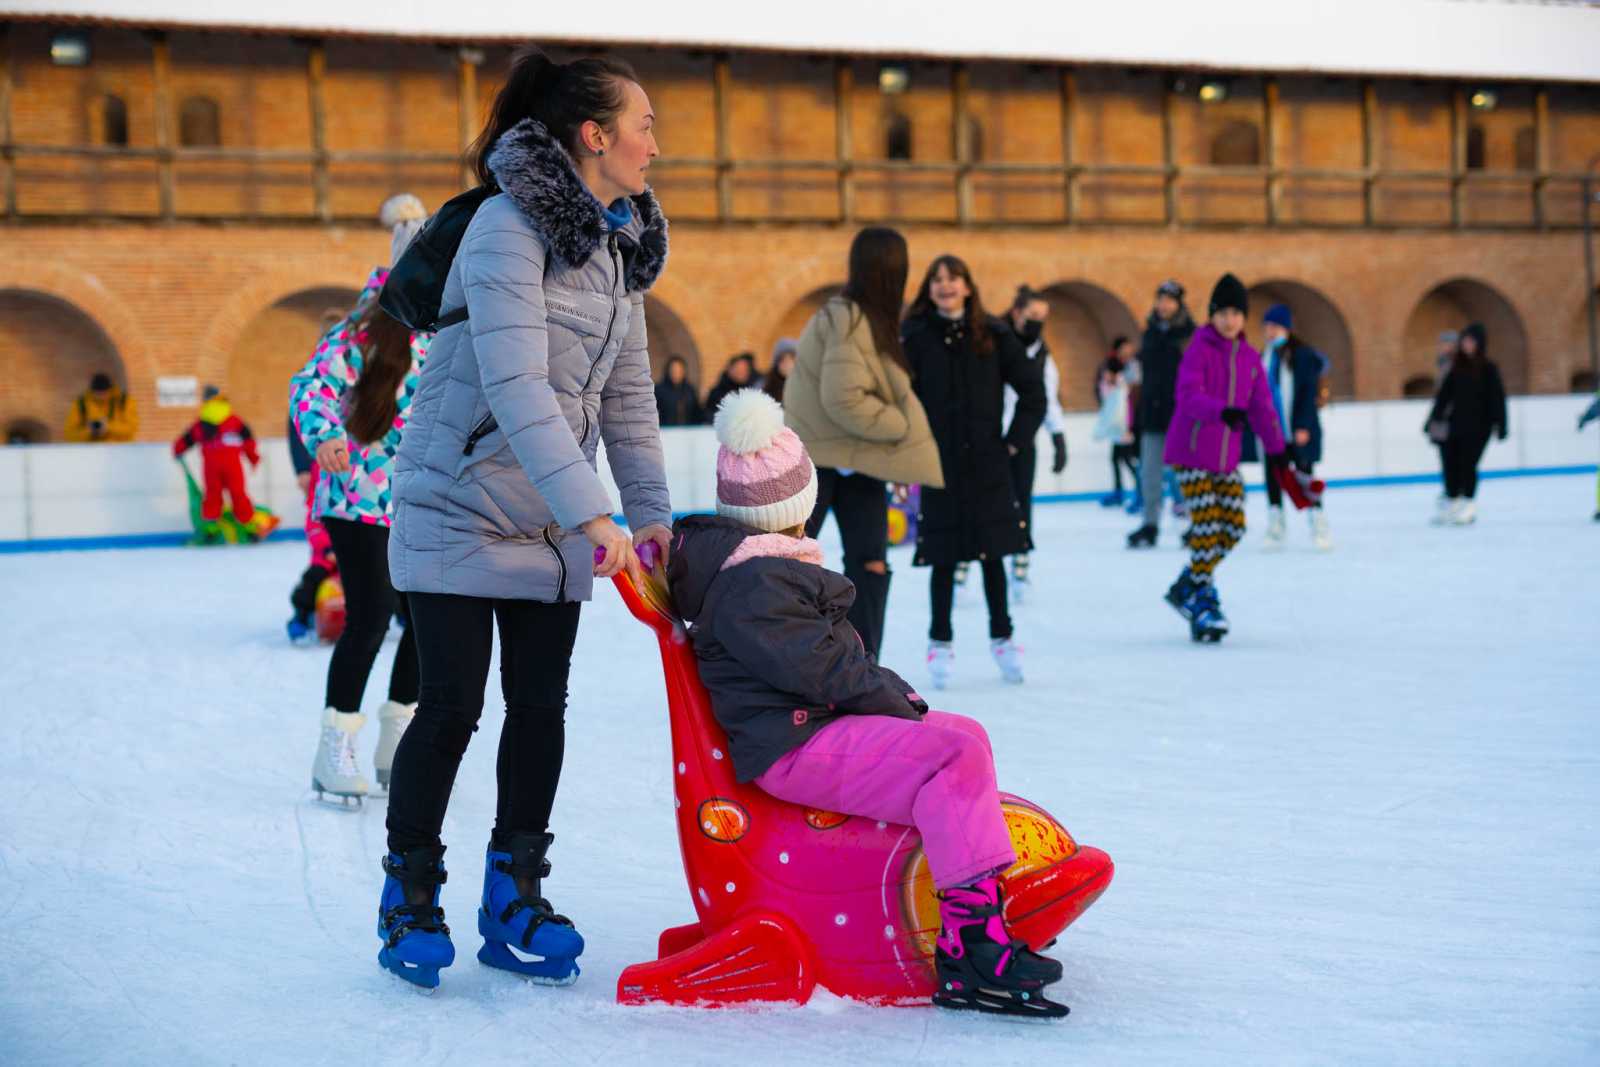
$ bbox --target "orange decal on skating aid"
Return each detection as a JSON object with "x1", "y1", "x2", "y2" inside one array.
[
  {"x1": 803, "y1": 808, "x2": 849, "y2": 831},
  {"x1": 697, "y1": 798, "x2": 750, "y2": 842}
]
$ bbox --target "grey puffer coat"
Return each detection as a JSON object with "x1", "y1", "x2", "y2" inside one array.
[{"x1": 389, "y1": 118, "x2": 672, "y2": 602}]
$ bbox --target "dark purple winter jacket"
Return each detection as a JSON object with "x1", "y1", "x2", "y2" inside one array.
[
  {"x1": 667, "y1": 514, "x2": 926, "y2": 783},
  {"x1": 1162, "y1": 323, "x2": 1286, "y2": 473}
]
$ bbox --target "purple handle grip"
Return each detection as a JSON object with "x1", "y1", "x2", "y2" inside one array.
[{"x1": 594, "y1": 540, "x2": 662, "y2": 573}]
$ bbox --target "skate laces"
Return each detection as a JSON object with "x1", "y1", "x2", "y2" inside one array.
[{"x1": 328, "y1": 727, "x2": 360, "y2": 776}]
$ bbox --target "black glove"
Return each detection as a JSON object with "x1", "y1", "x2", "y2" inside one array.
[
  {"x1": 1266, "y1": 450, "x2": 1291, "y2": 471},
  {"x1": 1220, "y1": 407, "x2": 1248, "y2": 431},
  {"x1": 1050, "y1": 433, "x2": 1068, "y2": 474}
]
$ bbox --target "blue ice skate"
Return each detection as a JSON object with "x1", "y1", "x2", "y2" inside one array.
[
  {"x1": 1188, "y1": 584, "x2": 1229, "y2": 643},
  {"x1": 376, "y1": 846, "x2": 455, "y2": 990},
  {"x1": 477, "y1": 832, "x2": 584, "y2": 985},
  {"x1": 286, "y1": 614, "x2": 313, "y2": 645},
  {"x1": 1165, "y1": 568, "x2": 1201, "y2": 620}
]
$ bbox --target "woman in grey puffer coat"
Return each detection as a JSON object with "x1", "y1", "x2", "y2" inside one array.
[{"x1": 375, "y1": 49, "x2": 672, "y2": 991}]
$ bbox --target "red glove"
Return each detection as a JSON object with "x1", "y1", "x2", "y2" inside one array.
[{"x1": 1274, "y1": 463, "x2": 1326, "y2": 510}]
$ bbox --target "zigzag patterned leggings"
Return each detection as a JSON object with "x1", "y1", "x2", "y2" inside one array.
[{"x1": 1176, "y1": 467, "x2": 1246, "y2": 583}]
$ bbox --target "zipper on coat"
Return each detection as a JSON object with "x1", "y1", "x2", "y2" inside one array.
[
  {"x1": 1219, "y1": 337, "x2": 1240, "y2": 468},
  {"x1": 575, "y1": 234, "x2": 623, "y2": 450},
  {"x1": 542, "y1": 524, "x2": 568, "y2": 602},
  {"x1": 463, "y1": 413, "x2": 497, "y2": 456}
]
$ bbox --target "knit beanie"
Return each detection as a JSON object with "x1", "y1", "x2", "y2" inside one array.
[
  {"x1": 380, "y1": 193, "x2": 428, "y2": 265},
  {"x1": 1209, "y1": 273, "x2": 1248, "y2": 316},
  {"x1": 1263, "y1": 303, "x2": 1293, "y2": 330},
  {"x1": 714, "y1": 389, "x2": 818, "y2": 534}
]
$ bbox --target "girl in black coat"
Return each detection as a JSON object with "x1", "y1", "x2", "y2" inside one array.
[
  {"x1": 1426, "y1": 322, "x2": 1508, "y2": 525},
  {"x1": 905, "y1": 255, "x2": 1046, "y2": 688}
]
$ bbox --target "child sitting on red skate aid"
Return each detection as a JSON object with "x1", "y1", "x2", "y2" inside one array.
[{"x1": 665, "y1": 388, "x2": 1067, "y2": 1017}]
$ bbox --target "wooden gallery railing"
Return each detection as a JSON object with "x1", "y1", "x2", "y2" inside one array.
[{"x1": 0, "y1": 30, "x2": 1588, "y2": 230}]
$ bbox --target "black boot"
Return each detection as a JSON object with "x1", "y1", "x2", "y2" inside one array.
[
  {"x1": 1126, "y1": 524, "x2": 1157, "y2": 548},
  {"x1": 844, "y1": 564, "x2": 891, "y2": 662}
]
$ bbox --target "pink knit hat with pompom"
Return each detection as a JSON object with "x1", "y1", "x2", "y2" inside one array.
[{"x1": 713, "y1": 389, "x2": 817, "y2": 533}]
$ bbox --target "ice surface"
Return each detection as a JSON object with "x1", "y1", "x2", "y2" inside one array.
[{"x1": 1, "y1": 475, "x2": 1596, "y2": 1064}]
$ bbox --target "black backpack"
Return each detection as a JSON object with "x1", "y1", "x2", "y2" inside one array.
[{"x1": 379, "y1": 185, "x2": 496, "y2": 332}]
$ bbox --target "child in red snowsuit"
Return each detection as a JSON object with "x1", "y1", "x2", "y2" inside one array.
[{"x1": 173, "y1": 387, "x2": 262, "y2": 532}]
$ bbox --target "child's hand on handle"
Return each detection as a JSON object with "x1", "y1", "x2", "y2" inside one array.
[
  {"x1": 632, "y1": 524, "x2": 672, "y2": 571},
  {"x1": 315, "y1": 438, "x2": 351, "y2": 474},
  {"x1": 584, "y1": 515, "x2": 641, "y2": 587},
  {"x1": 1220, "y1": 407, "x2": 1248, "y2": 431}
]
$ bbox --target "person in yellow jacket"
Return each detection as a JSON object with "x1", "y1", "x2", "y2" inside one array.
[{"x1": 64, "y1": 373, "x2": 139, "y2": 442}]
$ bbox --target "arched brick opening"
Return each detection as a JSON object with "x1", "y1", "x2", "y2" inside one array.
[
  {"x1": 0, "y1": 289, "x2": 126, "y2": 444},
  {"x1": 1037, "y1": 281, "x2": 1140, "y2": 411},
  {"x1": 1246, "y1": 279, "x2": 1358, "y2": 400},
  {"x1": 226, "y1": 287, "x2": 362, "y2": 434},
  {"x1": 644, "y1": 294, "x2": 704, "y2": 388},
  {"x1": 767, "y1": 283, "x2": 845, "y2": 372},
  {"x1": 1402, "y1": 278, "x2": 1531, "y2": 396},
  {"x1": 1570, "y1": 285, "x2": 1600, "y2": 393}
]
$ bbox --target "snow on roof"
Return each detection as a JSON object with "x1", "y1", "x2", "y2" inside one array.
[{"x1": 9, "y1": 0, "x2": 1600, "y2": 83}]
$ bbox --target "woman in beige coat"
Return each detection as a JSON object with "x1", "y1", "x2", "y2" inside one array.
[{"x1": 784, "y1": 227, "x2": 942, "y2": 660}]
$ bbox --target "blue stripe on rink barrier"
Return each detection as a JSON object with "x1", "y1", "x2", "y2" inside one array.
[{"x1": 2, "y1": 464, "x2": 1595, "y2": 554}]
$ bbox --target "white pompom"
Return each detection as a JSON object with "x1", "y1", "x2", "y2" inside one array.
[
  {"x1": 379, "y1": 193, "x2": 426, "y2": 228},
  {"x1": 714, "y1": 389, "x2": 787, "y2": 455}
]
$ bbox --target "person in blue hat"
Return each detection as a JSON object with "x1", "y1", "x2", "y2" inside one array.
[{"x1": 1243, "y1": 303, "x2": 1332, "y2": 550}]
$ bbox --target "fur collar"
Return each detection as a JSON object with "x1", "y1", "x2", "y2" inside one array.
[
  {"x1": 486, "y1": 118, "x2": 669, "y2": 291},
  {"x1": 719, "y1": 534, "x2": 826, "y2": 573}
]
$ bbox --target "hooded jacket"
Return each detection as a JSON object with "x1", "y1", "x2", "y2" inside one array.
[
  {"x1": 388, "y1": 118, "x2": 672, "y2": 602},
  {"x1": 1427, "y1": 325, "x2": 1508, "y2": 443},
  {"x1": 668, "y1": 514, "x2": 925, "y2": 783},
  {"x1": 1162, "y1": 323, "x2": 1286, "y2": 473}
]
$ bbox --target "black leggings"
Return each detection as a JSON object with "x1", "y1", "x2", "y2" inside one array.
[
  {"x1": 930, "y1": 559, "x2": 1012, "y2": 642},
  {"x1": 1110, "y1": 443, "x2": 1138, "y2": 493},
  {"x1": 1442, "y1": 435, "x2": 1490, "y2": 499},
  {"x1": 1264, "y1": 453, "x2": 1317, "y2": 509},
  {"x1": 385, "y1": 591, "x2": 582, "y2": 853},
  {"x1": 806, "y1": 468, "x2": 891, "y2": 659},
  {"x1": 322, "y1": 517, "x2": 418, "y2": 712}
]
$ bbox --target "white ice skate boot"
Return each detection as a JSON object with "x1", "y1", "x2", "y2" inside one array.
[
  {"x1": 373, "y1": 700, "x2": 415, "y2": 791},
  {"x1": 1431, "y1": 495, "x2": 1452, "y2": 525},
  {"x1": 311, "y1": 707, "x2": 368, "y2": 805},
  {"x1": 1263, "y1": 506, "x2": 1286, "y2": 550},
  {"x1": 927, "y1": 641, "x2": 954, "y2": 691},
  {"x1": 1310, "y1": 509, "x2": 1333, "y2": 551},
  {"x1": 1449, "y1": 499, "x2": 1478, "y2": 526},
  {"x1": 990, "y1": 637, "x2": 1024, "y2": 685}
]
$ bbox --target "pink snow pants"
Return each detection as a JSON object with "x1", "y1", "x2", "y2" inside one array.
[{"x1": 755, "y1": 710, "x2": 1016, "y2": 890}]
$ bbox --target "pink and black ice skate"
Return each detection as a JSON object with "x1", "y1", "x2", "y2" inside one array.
[{"x1": 932, "y1": 876, "x2": 1069, "y2": 1019}]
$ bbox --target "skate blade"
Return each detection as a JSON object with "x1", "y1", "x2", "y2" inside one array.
[
  {"x1": 477, "y1": 940, "x2": 580, "y2": 985},
  {"x1": 933, "y1": 985, "x2": 1069, "y2": 1021},
  {"x1": 310, "y1": 783, "x2": 365, "y2": 810}
]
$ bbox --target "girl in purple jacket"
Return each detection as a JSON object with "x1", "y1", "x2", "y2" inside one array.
[{"x1": 1161, "y1": 274, "x2": 1288, "y2": 641}]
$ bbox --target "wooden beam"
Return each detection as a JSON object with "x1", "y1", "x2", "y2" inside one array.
[
  {"x1": 1263, "y1": 76, "x2": 1281, "y2": 225},
  {"x1": 1161, "y1": 75, "x2": 1177, "y2": 226},
  {"x1": 149, "y1": 31, "x2": 175, "y2": 220},
  {"x1": 1450, "y1": 83, "x2": 1466, "y2": 228},
  {"x1": 307, "y1": 40, "x2": 330, "y2": 223},
  {"x1": 834, "y1": 58, "x2": 853, "y2": 223},
  {"x1": 457, "y1": 47, "x2": 482, "y2": 191},
  {"x1": 1533, "y1": 85, "x2": 1550, "y2": 230},
  {"x1": 0, "y1": 24, "x2": 15, "y2": 217},
  {"x1": 1361, "y1": 79, "x2": 1378, "y2": 226},
  {"x1": 1060, "y1": 69, "x2": 1078, "y2": 223},
  {"x1": 712, "y1": 53, "x2": 733, "y2": 222},
  {"x1": 952, "y1": 63, "x2": 974, "y2": 225}
]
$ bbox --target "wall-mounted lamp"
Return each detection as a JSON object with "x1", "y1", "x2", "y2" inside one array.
[
  {"x1": 878, "y1": 65, "x2": 909, "y2": 95},
  {"x1": 50, "y1": 31, "x2": 91, "y2": 67},
  {"x1": 1198, "y1": 80, "x2": 1229, "y2": 104},
  {"x1": 1469, "y1": 88, "x2": 1498, "y2": 111}
]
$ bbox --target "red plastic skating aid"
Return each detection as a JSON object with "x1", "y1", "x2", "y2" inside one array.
[{"x1": 606, "y1": 542, "x2": 1114, "y2": 1008}]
